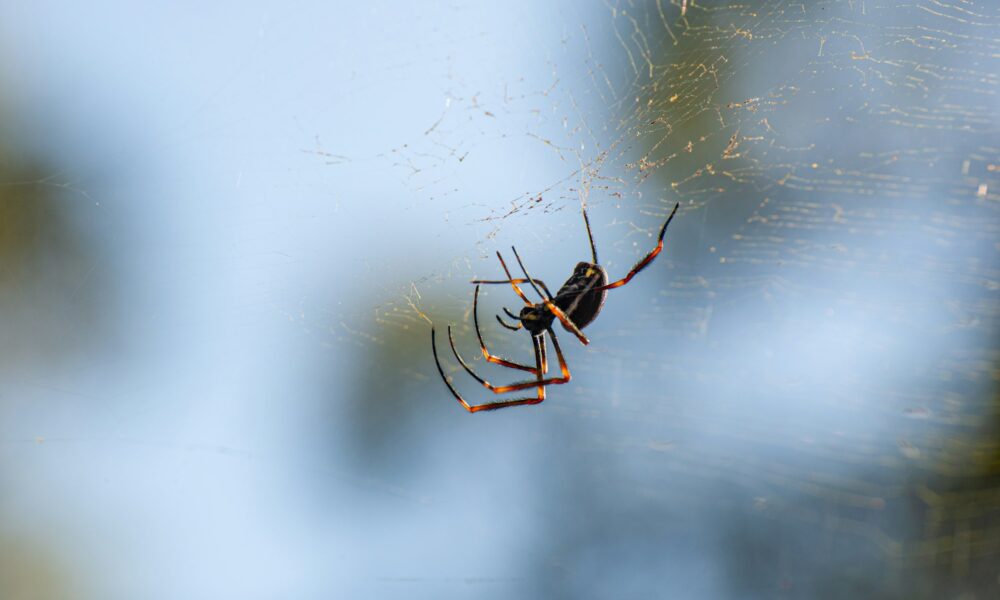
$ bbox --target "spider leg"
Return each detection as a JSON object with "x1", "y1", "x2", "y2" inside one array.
[
  {"x1": 472, "y1": 285, "x2": 536, "y2": 372},
  {"x1": 496, "y1": 305, "x2": 524, "y2": 330},
  {"x1": 509, "y1": 246, "x2": 550, "y2": 300},
  {"x1": 544, "y1": 328, "x2": 569, "y2": 381},
  {"x1": 431, "y1": 328, "x2": 546, "y2": 413},
  {"x1": 510, "y1": 246, "x2": 590, "y2": 346},
  {"x1": 448, "y1": 328, "x2": 569, "y2": 393},
  {"x1": 431, "y1": 327, "x2": 466, "y2": 405},
  {"x1": 496, "y1": 314, "x2": 522, "y2": 331},
  {"x1": 471, "y1": 278, "x2": 554, "y2": 299},
  {"x1": 494, "y1": 251, "x2": 536, "y2": 306},
  {"x1": 502, "y1": 306, "x2": 522, "y2": 320},
  {"x1": 595, "y1": 202, "x2": 679, "y2": 292},
  {"x1": 538, "y1": 333, "x2": 549, "y2": 374},
  {"x1": 582, "y1": 202, "x2": 599, "y2": 264}
]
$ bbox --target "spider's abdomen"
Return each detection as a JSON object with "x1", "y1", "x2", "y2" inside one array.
[{"x1": 553, "y1": 262, "x2": 608, "y2": 331}]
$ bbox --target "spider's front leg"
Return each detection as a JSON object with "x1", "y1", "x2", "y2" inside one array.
[
  {"x1": 448, "y1": 327, "x2": 569, "y2": 394},
  {"x1": 472, "y1": 285, "x2": 536, "y2": 372}
]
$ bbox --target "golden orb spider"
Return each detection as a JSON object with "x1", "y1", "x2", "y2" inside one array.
[{"x1": 431, "y1": 202, "x2": 680, "y2": 412}]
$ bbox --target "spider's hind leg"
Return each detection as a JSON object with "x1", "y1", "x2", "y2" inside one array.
[{"x1": 595, "y1": 202, "x2": 679, "y2": 291}]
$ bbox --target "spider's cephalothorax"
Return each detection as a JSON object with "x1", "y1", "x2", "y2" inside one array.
[
  {"x1": 431, "y1": 202, "x2": 680, "y2": 413},
  {"x1": 516, "y1": 304, "x2": 554, "y2": 337}
]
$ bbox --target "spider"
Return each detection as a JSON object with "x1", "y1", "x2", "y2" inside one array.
[{"x1": 431, "y1": 201, "x2": 680, "y2": 412}]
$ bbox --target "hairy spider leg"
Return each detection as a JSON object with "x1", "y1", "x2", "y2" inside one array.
[
  {"x1": 472, "y1": 285, "x2": 535, "y2": 372},
  {"x1": 582, "y1": 203, "x2": 599, "y2": 264},
  {"x1": 595, "y1": 202, "x2": 680, "y2": 292},
  {"x1": 431, "y1": 328, "x2": 547, "y2": 412},
  {"x1": 509, "y1": 246, "x2": 590, "y2": 346},
  {"x1": 447, "y1": 326, "x2": 570, "y2": 394},
  {"x1": 471, "y1": 277, "x2": 554, "y2": 299}
]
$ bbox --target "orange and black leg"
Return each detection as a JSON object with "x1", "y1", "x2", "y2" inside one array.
[
  {"x1": 491, "y1": 251, "x2": 535, "y2": 307},
  {"x1": 596, "y1": 202, "x2": 679, "y2": 291},
  {"x1": 471, "y1": 277, "x2": 554, "y2": 299},
  {"x1": 447, "y1": 327, "x2": 570, "y2": 394},
  {"x1": 471, "y1": 285, "x2": 535, "y2": 372},
  {"x1": 430, "y1": 329, "x2": 547, "y2": 412}
]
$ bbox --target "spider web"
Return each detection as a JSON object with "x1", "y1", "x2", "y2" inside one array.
[
  {"x1": 0, "y1": 1, "x2": 997, "y2": 598},
  {"x1": 356, "y1": 1, "x2": 999, "y2": 597}
]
